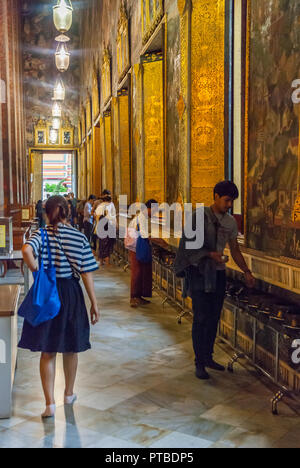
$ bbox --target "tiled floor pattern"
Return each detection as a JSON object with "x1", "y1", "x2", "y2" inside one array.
[{"x1": 1, "y1": 265, "x2": 299, "y2": 448}]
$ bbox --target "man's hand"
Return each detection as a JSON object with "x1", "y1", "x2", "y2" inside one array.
[
  {"x1": 209, "y1": 252, "x2": 228, "y2": 264},
  {"x1": 90, "y1": 304, "x2": 100, "y2": 325},
  {"x1": 244, "y1": 271, "x2": 255, "y2": 289}
]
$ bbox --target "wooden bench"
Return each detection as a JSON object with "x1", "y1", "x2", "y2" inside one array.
[{"x1": 0, "y1": 285, "x2": 21, "y2": 419}]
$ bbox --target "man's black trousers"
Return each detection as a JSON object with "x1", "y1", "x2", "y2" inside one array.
[{"x1": 191, "y1": 270, "x2": 226, "y2": 367}]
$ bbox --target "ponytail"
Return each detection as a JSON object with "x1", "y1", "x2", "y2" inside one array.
[{"x1": 45, "y1": 196, "x2": 69, "y2": 230}]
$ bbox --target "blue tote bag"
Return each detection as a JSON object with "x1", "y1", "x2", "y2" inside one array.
[
  {"x1": 18, "y1": 229, "x2": 61, "y2": 327},
  {"x1": 136, "y1": 220, "x2": 152, "y2": 264}
]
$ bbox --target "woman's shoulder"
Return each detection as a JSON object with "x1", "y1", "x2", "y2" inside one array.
[{"x1": 49, "y1": 224, "x2": 86, "y2": 241}]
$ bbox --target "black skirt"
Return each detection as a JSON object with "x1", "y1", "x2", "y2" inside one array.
[
  {"x1": 18, "y1": 277, "x2": 91, "y2": 353},
  {"x1": 98, "y1": 237, "x2": 115, "y2": 260}
]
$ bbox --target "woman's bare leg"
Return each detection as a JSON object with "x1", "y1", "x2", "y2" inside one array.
[
  {"x1": 40, "y1": 353, "x2": 57, "y2": 405},
  {"x1": 63, "y1": 353, "x2": 78, "y2": 397}
]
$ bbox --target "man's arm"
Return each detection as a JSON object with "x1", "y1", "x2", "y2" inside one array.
[{"x1": 229, "y1": 238, "x2": 255, "y2": 288}]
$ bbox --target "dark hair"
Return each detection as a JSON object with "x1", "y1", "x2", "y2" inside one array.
[
  {"x1": 214, "y1": 181, "x2": 239, "y2": 200},
  {"x1": 102, "y1": 189, "x2": 111, "y2": 196},
  {"x1": 145, "y1": 199, "x2": 158, "y2": 209},
  {"x1": 45, "y1": 196, "x2": 69, "y2": 228},
  {"x1": 88, "y1": 194, "x2": 97, "y2": 201}
]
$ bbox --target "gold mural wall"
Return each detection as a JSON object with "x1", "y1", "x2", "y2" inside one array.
[
  {"x1": 92, "y1": 126, "x2": 102, "y2": 196},
  {"x1": 132, "y1": 63, "x2": 144, "y2": 202},
  {"x1": 112, "y1": 97, "x2": 121, "y2": 198},
  {"x1": 104, "y1": 112, "x2": 114, "y2": 193},
  {"x1": 31, "y1": 151, "x2": 43, "y2": 202},
  {"x1": 79, "y1": 0, "x2": 226, "y2": 207},
  {"x1": 143, "y1": 54, "x2": 165, "y2": 203},
  {"x1": 100, "y1": 117, "x2": 106, "y2": 190},
  {"x1": 190, "y1": 0, "x2": 225, "y2": 206},
  {"x1": 119, "y1": 92, "x2": 131, "y2": 203}
]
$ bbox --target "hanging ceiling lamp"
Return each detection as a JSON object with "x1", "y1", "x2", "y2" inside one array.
[
  {"x1": 53, "y1": 0, "x2": 73, "y2": 33},
  {"x1": 52, "y1": 101, "x2": 62, "y2": 118},
  {"x1": 55, "y1": 42, "x2": 70, "y2": 72},
  {"x1": 53, "y1": 78, "x2": 65, "y2": 101}
]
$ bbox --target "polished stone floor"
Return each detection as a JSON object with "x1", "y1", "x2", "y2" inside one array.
[{"x1": 1, "y1": 265, "x2": 299, "y2": 448}]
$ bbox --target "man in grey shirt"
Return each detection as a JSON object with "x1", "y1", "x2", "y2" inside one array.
[{"x1": 176, "y1": 181, "x2": 255, "y2": 380}]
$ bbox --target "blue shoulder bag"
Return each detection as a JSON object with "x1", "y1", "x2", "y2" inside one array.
[
  {"x1": 136, "y1": 219, "x2": 152, "y2": 264},
  {"x1": 18, "y1": 229, "x2": 61, "y2": 327}
]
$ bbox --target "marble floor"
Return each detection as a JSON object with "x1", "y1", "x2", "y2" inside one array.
[{"x1": 1, "y1": 265, "x2": 300, "y2": 448}]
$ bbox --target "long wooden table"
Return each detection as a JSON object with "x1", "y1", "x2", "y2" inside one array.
[{"x1": 0, "y1": 285, "x2": 21, "y2": 419}]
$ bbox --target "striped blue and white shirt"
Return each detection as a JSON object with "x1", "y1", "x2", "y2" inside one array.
[{"x1": 25, "y1": 224, "x2": 98, "y2": 279}]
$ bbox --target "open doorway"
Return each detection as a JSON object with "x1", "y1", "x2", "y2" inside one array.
[{"x1": 42, "y1": 152, "x2": 77, "y2": 199}]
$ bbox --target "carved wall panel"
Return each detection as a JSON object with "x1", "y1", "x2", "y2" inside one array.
[
  {"x1": 100, "y1": 117, "x2": 106, "y2": 189},
  {"x1": 112, "y1": 97, "x2": 121, "y2": 198},
  {"x1": 104, "y1": 112, "x2": 114, "y2": 193},
  {"x1": 179, "y1": 0, "x2": 190, "y2": 204},
  {"x1": 190, "y1": 0, "x2": 225, "y2": 206},
  {"x1": 143, "y1": 54, "x2": 164, "y2": 203},
  {"x1": 86, "y1": 97, "x2": 92, "y2": 133},
  {"x1": 142, "y1": 0, "x2": 164, "y2": 45},
  {"x1": 132, "y1": 64, "x2": 144, "y2": 202},
  {"x1": 92, "y1": 126, "x2": 102, "y2": 196},
  {"x1": 31, "y1": 151, "x2": 43, "y2": 202},
  {"x1": 117, "y1": 2, "x2": 130, "y2": 83},
  {"x1": 86, "y1": 136, "x2": 92, "y2": 195},
  {"x1": 119, "y1": 92, "x2": 131, "y2": 204},
  {"x1": 81, "y1": 107, "x2": 86, "y2": 140},
  {"x1": 101, "y1": 48, "x2": 112, "y2": 108},
  {"x1": 92, "y1": 68, "x2": 100, "y2": 120}
]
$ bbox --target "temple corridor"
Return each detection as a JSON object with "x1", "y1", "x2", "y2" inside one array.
[{"x1": 0, "y1": 265, "x2": 298, "y2": 449}]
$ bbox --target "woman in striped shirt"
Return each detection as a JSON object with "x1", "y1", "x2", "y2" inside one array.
[{"x1": 19, "y1": 196, "x2": 100, "y2": 418}]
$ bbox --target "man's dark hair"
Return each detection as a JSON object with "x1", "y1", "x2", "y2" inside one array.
[
  {"x1": 102, "y1": 189, "x2": 111, "y2": 196},
  {"x1": 145, "y1": 199, "x2": 158, "y2": 209},
  {"x1": 214, "y1": 181, "x2": 239, "y2": 200},
  {"x1": 88, "y1": 194, "x2": 97, "y2": 201}
]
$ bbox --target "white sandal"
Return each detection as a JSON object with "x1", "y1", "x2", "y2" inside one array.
[
  {"x1": 64, "y1": 394, "x2": 77, "y2": 405},
  {"x1": 41, "y1": 404, "x2": 56, "y2": 418}
]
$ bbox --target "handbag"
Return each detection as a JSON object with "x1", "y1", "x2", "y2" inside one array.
[
  {"x1": 18, "y1": 229, "x2": 61, "y2": 327},
  {"x1": 136, "y1": 219, "x2": 152, "y2": 263}
]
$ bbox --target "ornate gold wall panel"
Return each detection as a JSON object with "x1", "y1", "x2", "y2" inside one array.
[
  {"x1": 77, "y1": 147, "x2": 82, "y2": 198},
  {"x1": 31, "y1": 151, "x2": 43, "y2": 202},
  {"x1": 100, "y1": 117, "x2": 106, "y2": 189},
  {"x1": 142, "y1": 0, "x2": 164, "y2": 45},
  {"x1": 143, "y1": 56, "x2": 165, "y2": 203},
  {"x1": 112, "y1": 97, "x2": 121, "y2": 198},
  {"x1": 81, "y1": 107, "x2": 86, "y2": 140},
  {"x1": 190, "y1": 0, "x2": 225, "y2": 206},
  {"x1": 117, "y1": 2, "x2": 130, "y2": 83},
  {"x1": 92, "y1": 68, "x2": 100, "y2": 120},
  {"x1": 86, "y1": 96, "x2": 92, "y2": 132},
  {"x1": 119, "y1": 93, "x2": 131, "y2": 203},
  {"x1": 79, "y1": 146, "x2": 87, "y2": 198},
  {"x1": 86, "y1": 136, "x2": 92, "y2": 195},
  {"x1": 104, "y1": 113, "x2": 114, "y2": 193},
  {"x1": 92, "y1": 126, "x2": 102, "y2": 196},
  {"x1": 179, "y1": 0, "x2": 190, "y2": 203},
  {"x1": 101, "y1": 48, "x2": 112, "y2": 108},
  {"x1": 132, "y1": 63, "x2": 144, "y2": 201}
]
